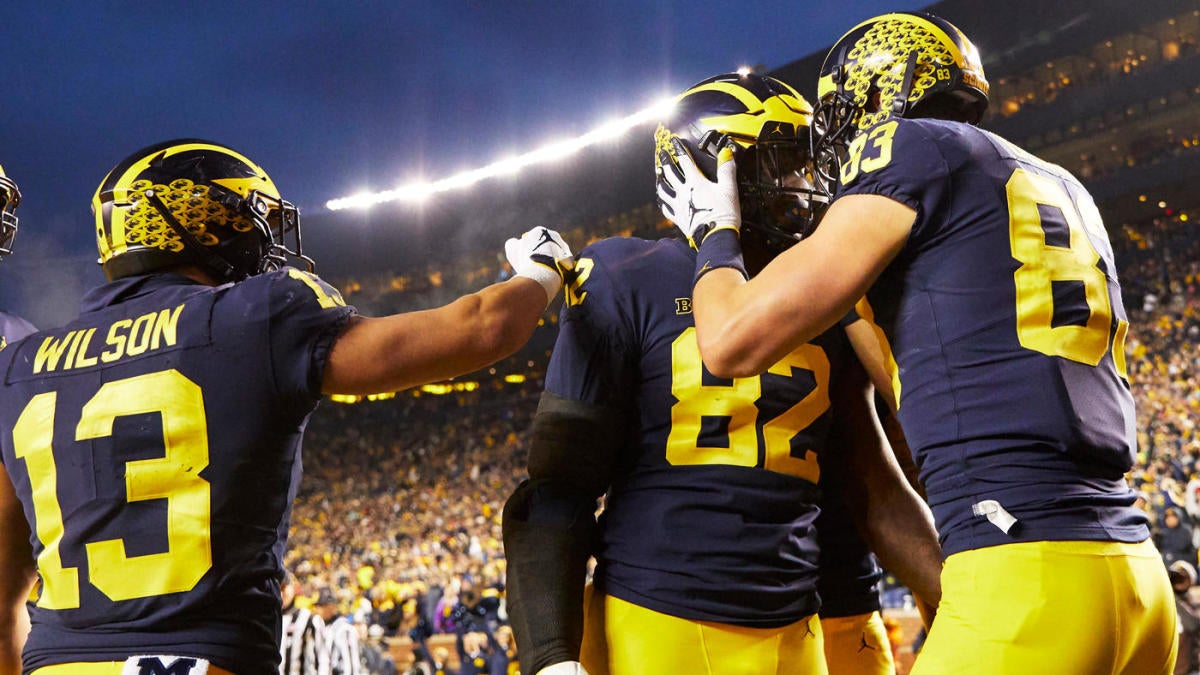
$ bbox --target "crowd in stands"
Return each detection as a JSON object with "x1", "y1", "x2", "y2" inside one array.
[
  {"x1": 1118, "y1": 216, "x2": 1200, "y2": 556},
  {"x1": 282, "y1": 205, "x2": 1199, "y2": 670},
  {"x1": 990, "y1": 6, "x2": 1199, "y2": 119}
]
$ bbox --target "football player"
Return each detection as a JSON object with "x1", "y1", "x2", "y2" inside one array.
[
  {"x1": 0, "y1": 161, "x2": 34, "y2": 675},
  {"x1": 668, "y1": 12, "x2": 1177, "y2": 674},
  {"x1": 503, "y1": 73, "x2": 941, "y2": 675},
  {"x1": 0, "y1": 164, "x2": 36, "y2": 351},
  {"x1": 0, "y1": 139, "x2": 572, "y2": 675}
]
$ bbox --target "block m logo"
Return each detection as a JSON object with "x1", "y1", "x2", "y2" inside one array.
[{"x1": 137, "y1": 657, "x2": 199, "y2": 675}]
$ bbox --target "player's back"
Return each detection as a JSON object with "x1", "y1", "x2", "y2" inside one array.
[
  {"x1": 548, "y1": 236, "x2": 851, "y2": 627},
  {"x1": 840, "y1": 116, "x2": 1146, "y2": 555},
  {"x1": 0, "y1": 269, "x2": 353, "y2": 674}
]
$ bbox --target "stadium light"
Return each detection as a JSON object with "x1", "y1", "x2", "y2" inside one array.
[{"x1": 325, "y1": 96, "x2": 676, "y2": 211}]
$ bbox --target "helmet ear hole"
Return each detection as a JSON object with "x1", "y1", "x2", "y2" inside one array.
[
  {"x1": 697, "y1": 130, "x2": 736, "y2": 161},
  {"x1": 865, "y1": 86, "x2": 884, "y2": 114}
]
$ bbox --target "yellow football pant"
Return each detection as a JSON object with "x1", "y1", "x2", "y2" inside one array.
[
  {"x1": 821, "y1": 611, "x2": 895, "y2": 675},
  {"x1": 912, "y1": 539, "x2": 1177, "y2": 675},
  {"x1": 581, "y1": 585, "x2": 827, "y2": 675}
]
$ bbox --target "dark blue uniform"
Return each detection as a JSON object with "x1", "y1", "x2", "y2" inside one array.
[
  {"x1": 0, "y1": 270, "x2": 354, "y2": 674},
  {"x1": 546, "y1": 236, "x2": 851, "y2": 626},
  {"x1": 0, "y1": 309, "x2": 35, "y2": 350},
  {"x1": 837, "y1": 116, "x2": 1147, "y2": 556},
  {"x1": 815, "y1": 480, "x2": 881, "y2": 619}
]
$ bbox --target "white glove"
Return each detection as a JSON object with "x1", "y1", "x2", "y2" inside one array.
[
  {"x1": 656, "y1": 137, "x2": 741, "y2": 248},
  {"x1": 537, "y1": 662, "x2": 590, "y2": 675},
  {"x1": 505, "y1": 226, "x2": 573, "y2": 306}
]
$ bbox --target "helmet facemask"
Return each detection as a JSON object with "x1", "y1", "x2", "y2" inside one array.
[
  {"x1": 734, "y1": 132, "x2": 827, "y2": 249},
  {"x1": 248, "y1": 190, "x2": 309, "y2": 275},
  {"x1": 0, "y1": 174, "x2": 20, "y2": 261},
  {"x1": 810, "y1": 87, "x2": 861, "y2": 203}
]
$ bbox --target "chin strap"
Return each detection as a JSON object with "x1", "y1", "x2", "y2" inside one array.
[
  {"x1": 892, "y1": 50, "x2": 921, "y2": 116},
  {"x1": 145, "y1": 190, "x2": 240, "y2": 281}
]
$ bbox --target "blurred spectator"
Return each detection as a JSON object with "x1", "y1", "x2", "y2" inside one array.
[
  {"x1": 456, "y1": 631, "x2": 490, "y2": 675},
  {"x1": 360, "y1": 624, "x2": 397, "y2": 675},
  {"x1": 1157, "y1": 508, "x2": 1198, "y2": 566},
  {"x1": 412, "y1": 642, "x2": 454, "y2": 675},
  {"x1": 486, "y1": 625, "x2": 518, "y2": 675},
  {"x1": 1171, "y1": 560, "x2": 1200, "y2": 675}
]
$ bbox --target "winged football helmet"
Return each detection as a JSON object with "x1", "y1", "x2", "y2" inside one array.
[
  {"x1": 93, "y1": 139, "x2": 311, "y2": 282},
  {"x1": 656, "y1": 72, "x2": 825, "y2": 249},
  {"x1": 812, "y1": 11, "x2": 989, "y2": 194}
]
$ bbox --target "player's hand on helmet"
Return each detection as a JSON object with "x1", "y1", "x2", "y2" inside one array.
[
  {"x1": 506, "y1": 226, "x2": 573, "y2": 306},
  {"x1": 536, "y1": 662, "x2": 590, "y2": 675},
  {"x1": 656, "y1": 136, "x2": 740, "y2": 248}
]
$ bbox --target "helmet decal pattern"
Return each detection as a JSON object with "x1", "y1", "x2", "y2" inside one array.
[
  {"x1": 121, "y1": 178, "x2": 254, "y2": 254},
  {"x1": 844, "y1": 17, "x2": 961, "y2": 130}
]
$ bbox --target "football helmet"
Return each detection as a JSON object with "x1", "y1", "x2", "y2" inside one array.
[
  {"x1": 812, "y1": 12, "x2": 989, "y2": 193},
  {"x1": 656, "y1": 72, "x2": 824, "y2": 249},
  {"x1": 93, "y1": 139, "x2": 311, "y2": 282},
  {"x1": 0, "y1": 163, "x2": 21, "y2": 262}
]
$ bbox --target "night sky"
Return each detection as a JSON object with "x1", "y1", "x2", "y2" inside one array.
[{"x1": 0, "y1": 1, "x2": 926, "y2": 326}]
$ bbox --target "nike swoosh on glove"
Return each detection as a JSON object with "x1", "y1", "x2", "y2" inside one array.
[{"x1": 505, "y1": 226, "x2": 574, "y2": 306}]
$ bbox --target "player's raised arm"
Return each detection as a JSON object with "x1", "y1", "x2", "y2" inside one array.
[
  {"x1": 321, "y1": 227, "x2": 571, "y2": 395},
  {"x1": 661, "y1": 136, "x2": 913, "y2": 378}
]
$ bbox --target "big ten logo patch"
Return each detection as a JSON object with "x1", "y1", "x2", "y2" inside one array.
[{"x1": 675, "y1": 297, "x2": 693, "y2": 315}]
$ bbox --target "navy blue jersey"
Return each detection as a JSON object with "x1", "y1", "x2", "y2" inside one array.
[
  {"x1": 815, "y1": 463, "x2": 881, "y2": 619},
  {"x1": 545, "y1": 236, "x2": 851, "y2": 626},
  {"x1": 0, "y1": 309, "x2": 35, "y2": 350},
  {"x1": 0, "y1": 269, "x2": 354, "y2": 674},
  {"x1": 835, "y1": 117, "x2": 1147, "y2": 556}
]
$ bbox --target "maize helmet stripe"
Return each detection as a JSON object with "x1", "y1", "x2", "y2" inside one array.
[
  {"x1": 678, "y1": 81, "x2": 812, "y2": 147},
  {"x1": 0, "y1": 163, "x2": 18, "y2": 205}
]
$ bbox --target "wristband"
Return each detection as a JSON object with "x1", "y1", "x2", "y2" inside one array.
[
  {"x1": 694, "y1": 227, "x2": 748, "y2": 284},
  {"x1": 516, "y1": 265, "x2": 562, "y2": 307}
]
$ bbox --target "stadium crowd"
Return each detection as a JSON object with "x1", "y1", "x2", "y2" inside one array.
[{"x1": 276, "y1": 205, "x2": 1200, "y2": 671}]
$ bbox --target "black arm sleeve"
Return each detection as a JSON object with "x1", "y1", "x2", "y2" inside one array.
[{"x1": 502, "y1": 391, "x2": 624, "y2": 674}]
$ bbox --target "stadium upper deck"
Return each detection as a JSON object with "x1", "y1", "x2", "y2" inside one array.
[{"x1": 772, "y1": 0, "x2": 1200, "y2": 225}]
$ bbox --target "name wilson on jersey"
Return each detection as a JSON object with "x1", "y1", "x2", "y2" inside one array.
[{"x1": 31, "y1": 303, "x2": 185, "y2": 374}]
